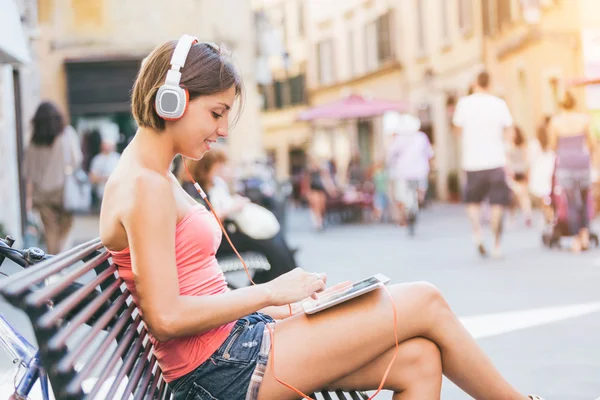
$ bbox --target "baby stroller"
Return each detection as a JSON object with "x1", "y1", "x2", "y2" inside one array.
[{"x1": 542, "y1": 168, "x2": 599, "y2": 249}]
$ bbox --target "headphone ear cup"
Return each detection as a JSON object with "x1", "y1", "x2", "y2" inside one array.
[{"x1": 155, "y1": 85, "x2": 187, "y2": 120}]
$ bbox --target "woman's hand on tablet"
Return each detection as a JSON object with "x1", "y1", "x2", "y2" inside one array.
[{"x1": 264, "y1": 268, "x2": 327, "y2": 306}]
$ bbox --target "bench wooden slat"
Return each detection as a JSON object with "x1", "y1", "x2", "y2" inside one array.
[
  {"x1": 36, "y1": 266, "x2": 116, "y2": 328},
  {"x1": 56, "y1": 300, "x2": 134, "y2": 375},
  {"x1": 134, "y1": 354, "x2": 159, "y2": 400},
  {"x1": 1, "y1": 239, "x2": 104, "y2": 299},
  {"x1": 143, "y1": 363, "x2": 163, "y2": 400},
  {"x1": 0, "y1": 239, "x2": 371, "y2": 399},
  {"x1": 110, "y1": 336, "x2": 153, "y2": 399},
  {"x1": 71, "y1": 315, "x2": 144, "y2": 398},
  {"x1": 26, "y1": 250, "x2": 109, "y2": 307}
]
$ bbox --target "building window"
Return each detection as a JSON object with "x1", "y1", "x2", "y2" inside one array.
[
  {"x1": 416, "y1": 0, "x2": 427, "y2": 55},
  {"x1": 496, "y1": 0, "x2": 512, "y2": 31},
  {"x1": 317, "y1": 39, "x2": 335, "y2": 85},
  {"x1": 440, "y1": 0, "x2": 450, "y2": 47},
  {"x1": 348, "y1": 30, "x2": 355, "y2": 77},
  {"x1": 376, "y1": 11, "x2": 394, "y2": 63},
  {"x1": 259, "y1": 74, "x2": 306, "y2": 110},
  {"x1": 259, "y1": 84, "x2": 275, "y2": 110},
  {"x1": 289, "y1": 74, "x2": 306, "y2": 105},
  {"x1": 365, "y1": 21, "x2": 378, "y2": 71},
  {"x1": 274, "y1": 81, "x2": 284, "y2": 109},
  {"x1": 482, "y1": 0, "x2": 494, "y2": 36},
  {"x1": 298, "y1": 0, "x2": 305, "y2": 37},
  {"x1": 458, "y1": 0, "x2": 473, "y2": 35},
  {"x1": 365, "y1": 11, "x2": 394, "y2": 71}
]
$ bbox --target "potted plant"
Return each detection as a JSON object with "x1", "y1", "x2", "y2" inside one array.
[{"x1": 447, "y1": 170, "x2": 461, "y2": 203}]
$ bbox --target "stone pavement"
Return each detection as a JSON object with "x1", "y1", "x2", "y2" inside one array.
[{"x1": 1, "y1": 204, "x2": 599, "y2": 399}]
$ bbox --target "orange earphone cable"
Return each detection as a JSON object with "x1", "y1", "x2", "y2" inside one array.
[{"x1": 182, "y1": 155, "x2": 398, "y2": 400}]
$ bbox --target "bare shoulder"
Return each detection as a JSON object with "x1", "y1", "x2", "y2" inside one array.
[
  {"x1": 100, "y1": 167, "x2": 177, "y2": 250},
  {"x1": 123, "y1": 170, "x2": 177, "y2": 225}
]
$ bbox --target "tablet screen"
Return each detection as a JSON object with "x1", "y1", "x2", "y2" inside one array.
[{"x1": 303, "y1": 276, "x2": 383, "y2": 311}]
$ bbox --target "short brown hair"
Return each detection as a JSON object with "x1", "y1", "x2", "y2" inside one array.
[
  {"x1": 559, "y1": 90, "x2": 576, "y2": 110},
  {"x1": 132, "y1": 40, "x2": 243, "y2": 131},
  {"x1": 178, "y1": 148, "x2": 228, "y2": 189},
  {"x1": 477, "y1": 71, "x2": 490, "y2": 89}
]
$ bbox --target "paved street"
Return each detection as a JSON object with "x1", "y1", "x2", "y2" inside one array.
[{"x1": 1, "y1": 204, "x2": 600, "y2": 399}]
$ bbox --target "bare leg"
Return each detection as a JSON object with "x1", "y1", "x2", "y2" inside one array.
[
  {"x1": 257, "y1": 282, "x2": 527, "y2": 400},
  {"x1": 396, "y1": 202, "x2": 407, "y2": 226},
  {"x1": 467, "y1": 203, "x2": 487, "y2": 256},
  {"x1": 467, "y1": 204, "x2": 482, "y2": 241},
  {"x1": 327, "y1": 338, "x2": 442, "y2": 400},
  {"x1": 307, "y1": 191, "x2": 323, "y2": 229},
  {"x1": 39, "y1": 206, "x2": 61, "y2": 255},
  {"x1": 316, "y1": 192, "x2": 327, "y2": 229},
  {"x1": 490, "y1": 205, "x2": 504, "y2": 254},
  {"x1": 514, "y1": 182, "x2": 532, "y2": 226}
]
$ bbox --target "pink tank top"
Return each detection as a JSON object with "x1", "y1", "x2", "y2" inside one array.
[{"x1": 108, "y1": 205, "x2": 235, "y2": 382}]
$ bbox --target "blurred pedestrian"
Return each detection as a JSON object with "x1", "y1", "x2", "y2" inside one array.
[
  {"x1": 89, "y1": 137, "x2": 121, "y2": 205},
  {"x1": 549, "y1": 90, "x2": 595, "y2": 252},
  {"x1": 528, "y1": 116, "x2": 555, "y2": 230},
  {"x1": 384, "y1": 111, "x2": 434, "y2": 227},
  {"x1": 306, "y1": 155, "x2": 337, "y2": 231},
  {"x1": 347, "y1": 153, "x2": 365, "y2": 188},
  {"x1": 371, "y1": 159, "x2": 390, "y2": 222},
  {"x1": 452, "y1": 71, "x2": 514, "y2": 258},
  {"x1": 82, "y1": 129, "x2": 102, "y2": 172},
  {"x1": 506, "y1": 126, "x2": 533, "y2": 227},
  {"x1": 23, "y1": 101, "x2": 83, "y2": 254}
]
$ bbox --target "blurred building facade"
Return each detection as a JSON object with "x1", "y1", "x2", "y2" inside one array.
[
  {"x1": 35, "y1": 0, "x2": 264, "y2": 163},
  {"x1": 304, "y1": 0, "x2": 404, "y2": 186},
  {"x1": 252, "y1": 0, "x2": 312, "y2": 182},
  {"x1": 255, "y1": 0, "x2": 600, "y2": 200},
  {"x1": 398, "y1": 0, "x2": 485, "y2": 199},
  {"x1": 482, "y1": 0, "x2": 599, "y2": 139},
  {"x1": 0, "y1": 0, "x2": 40, "y2": 242},
  {"x1": 255, "y1": 0, "x2": 488, "y2": 198}
]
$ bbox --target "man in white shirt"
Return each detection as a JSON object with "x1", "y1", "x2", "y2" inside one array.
[
  {"x1": 89, "y1": 138, "x2": 120, "y2": 203},
  {"x1": 453, "y1": 71, "x2": 514, "y2": 258}
]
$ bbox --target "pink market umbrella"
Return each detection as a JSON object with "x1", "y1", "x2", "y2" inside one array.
[{"x1": 297, "y1": 94, "x2": 408, "y2": 121}]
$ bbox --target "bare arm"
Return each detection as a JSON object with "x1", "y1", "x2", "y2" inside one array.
[
  {"x1": 123, "y1": 173, "x2": 274, "y2": 341},
  {"x1": 586, "y1": 115, "x2": 595, "y2": 157},
  {"x1": 258, "y1": 304, "x2": 303, "y2": 320},
  {"x1": 503, "y1": 125, "x2": 515, "y2": 144},
  {"x1": 89, "y1": 172, "x2": 108, "y2": 185},
  {"x1": 321, "y1": 171, "x2": 337, "y2": 196},
  {"x1": 548, "y1": 119, "x2": 558, "y2": 151},
  {"x1": 123, "y1": 173, "x2": 325, "y2": 341}
]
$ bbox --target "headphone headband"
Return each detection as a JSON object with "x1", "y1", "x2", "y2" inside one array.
[{"x1": 165, "y1": 34, "x2": 199, "y2": 86}]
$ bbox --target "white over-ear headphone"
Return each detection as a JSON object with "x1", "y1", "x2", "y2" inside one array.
[{"x1": 155, "y1": 34, "x2": 199, "y2": 121}]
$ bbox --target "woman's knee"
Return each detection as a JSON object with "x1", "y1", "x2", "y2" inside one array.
[
  {"x1": 399, "y1": 281, "x2": 447, "y2": 309},
  {"x1": 391, "y1": 282, "x2": 450, "y2": 328},
  {"x1": 401, "y1": 338, "x2": 442, "y2": 382}
]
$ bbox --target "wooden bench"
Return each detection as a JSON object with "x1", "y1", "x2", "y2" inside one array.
[{"x1": 0, "y1": 238, "x2": 369, "y2": 399}]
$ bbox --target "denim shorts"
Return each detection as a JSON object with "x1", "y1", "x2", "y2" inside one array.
[{"x1": 169, "y1": 313, "x2": 275, "y2": 400}]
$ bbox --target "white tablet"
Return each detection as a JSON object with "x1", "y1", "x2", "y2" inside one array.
[{"x1": 301, "y1": 274, "x2": 391, "y2": 315}]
